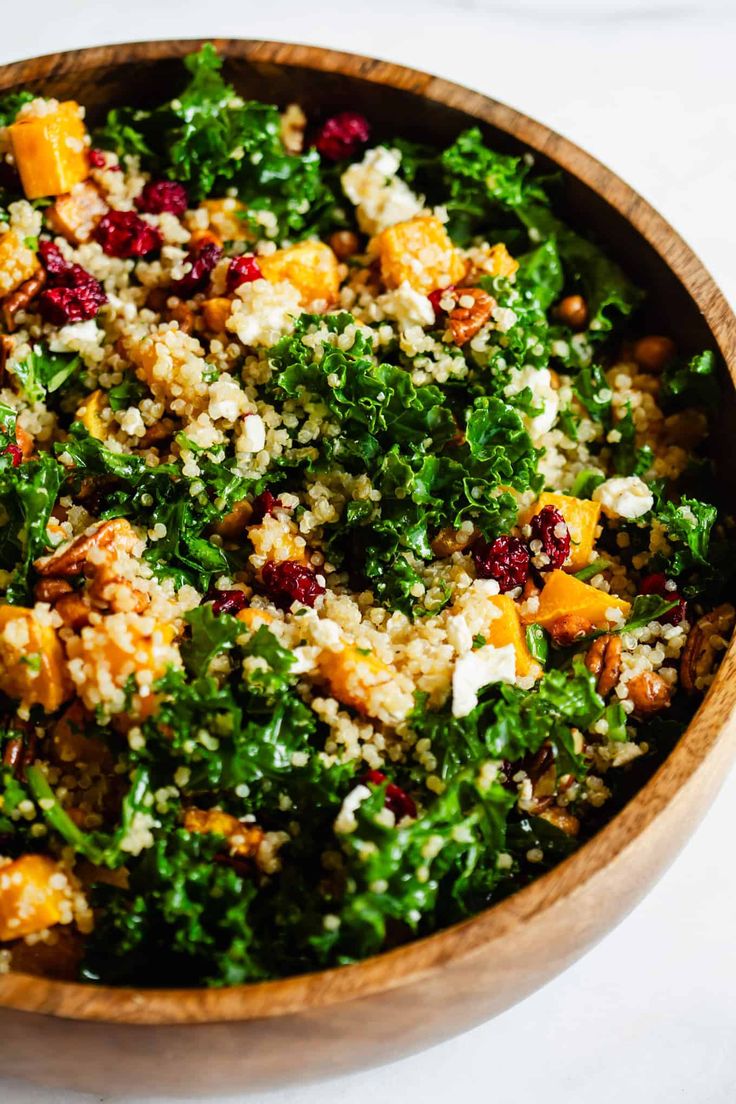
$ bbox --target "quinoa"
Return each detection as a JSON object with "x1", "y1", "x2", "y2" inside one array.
[{"x1": 0, "y1": 44, "x2": 732, "y2": 988}]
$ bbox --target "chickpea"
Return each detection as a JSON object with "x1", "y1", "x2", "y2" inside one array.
[
  {"x1": 328, "y1": 230, "x2": 360, "y2": 262},
  {"x1": 626, "y1": 671, "x2": 671, "y2": 716},
  {"x1": 554, "y1": 294, "x2": 588, "y2": 331},
  {"x1": 632, "y1": 335, "x2": 676, "y2": 374}
]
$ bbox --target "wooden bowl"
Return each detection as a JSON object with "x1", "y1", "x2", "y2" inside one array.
[{"x1": 1, "y1": 39, "x2": 735, "y2": 1097}]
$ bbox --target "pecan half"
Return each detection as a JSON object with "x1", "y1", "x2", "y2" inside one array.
[
  {"x1": 585, "y1": 633, "x2": 622, "y2": 697},
  {"x1": 539, "y1": 805, "x2": 580, "y2": 837},
  {"x1": 54, "y1": 592, "x2": 93, "y2": 630},
  {"x1": 626, "y1": 671, "x2": 672, "y2": 716},
  {"x1": 34, "y1": 517, "x2": 136, "y2": 577},
  {"x1": 138, "y1": 417, "x2": 176, "y2": 451},
  {"x1": 3, "y1": 269, "x2": 46, "y2": 333},
  {"x1": 447, "y1": 288, "x2": 495, "y2": 346},
  {"x1": 680, "y1": 603, "x2": 736, "y2": 694},
  {"x1": 0, "y1": 334, "x2": 13, "y2": 382},
  {"x1": 34, "y1": 577, "x2": 74, "y2": 603},
  {"x1": 549, "y1": 613, "x2": 591, "y2": 647}
]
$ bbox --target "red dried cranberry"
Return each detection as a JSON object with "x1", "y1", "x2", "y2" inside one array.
[
  {"x1": 640, "y1": 572, "x2": 687, "y2": 626},
  {"x1": 314, "y1": 112, "x2": 371, "y2": 161},
  {"x1": 172, "y1": 241, "x2": 223, "y2": 297},
  {"x1": 363, "y1": 770, "x2": 417, "y2": 821},
  {"x1": 88, "y1": 149, "x2": 107, "y2": 169},
  {"x1": 37, "y1": 242, "x2": 106, "y2": 324},
  {"x1": 428, "y1": 286, "x2": 456, "y2": 315},
  {"x1": 209, "y1": 589, "x2": 249, "y2": 617},
  {"x1": 250, "y1": 490, "x2": 282, "y2": 524},
  {"x1": 136, "y1": 180, "x2": 188, "y2": 217},
  {"x1": 529, "y1": 505, "x2": 571, "y2": 570},
  {"x1": 261, "y1": 560, "x2": 325, "y2": 608},
  {"x1": 226, "y1": 253, "x2": 263, "y2": 294},
  {"x1": 94, "y1": 210, "x2": 162, "y2": 258},
  {"x1": 1, "y1": 443, "x2": 22, "y2": 467},
  {"x1": 472, "y1": 535, "x2": 530, "y2": 591}
]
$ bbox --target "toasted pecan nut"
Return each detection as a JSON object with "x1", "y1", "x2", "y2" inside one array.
[
  {"x1": 2, "y1": 269, "x2": 46, "y2": 333},
  {"x1": 539, "y1": 805, "x2": 580, "y2": 837},
  {"x1": 87, "y1": 572, "x2": 149, "y2": 614},
  {"x1": 0, "y1": 333, "x2": 12, "y2": 381},
  {"x1": 35, "y1": 517, "x2": 137, "y2": 577},
  {"x1": 549, "y1": 613, "x2": 591, "y2": 647},
  {"x1": 138, "y1": 417, "x2": 176, "y2": 450},
  {"x1": 447, "y1": 287, "x2": 495, "y2": 346},
  {"x1": 34, "y1": 577, "x2": 74, "y2": 603},
  {"x1": 328, "y1": 230, "x2": 360, "y2": 262},
  {"x1": 626, "y1": 670, "x2": 672, "y2": 716},
  {"x1": 54, "y1": 592, "x2": 93, "y2": 630},
  {"x1": 680, "y1": 603, "x2": 736, "y2": 694},
  {"x1": 585, "y1": 633, "x2": 622, "y2": 697}
]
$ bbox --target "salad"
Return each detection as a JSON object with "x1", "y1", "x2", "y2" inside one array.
[{"x1": 0, "y1": 45, "x2": 732, "y2": 987}]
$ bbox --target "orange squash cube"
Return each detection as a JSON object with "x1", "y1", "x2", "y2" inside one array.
[
  {"x1": 318, "y1": 643, "x2": 394, "y2": 717},
  {"x1": 534, "y1": 570, "x2": 631, "y2": 633},
  {"x1": 0, "y1": 230, "x2": 40, "y2": 298},
  {"x1": 0, "y1": 605, "x2": 72, "y2": 713},
  {"x1": 477, "y1": 241, "x2": 519, "y2": 279},
  {"x1": 0, "y1": 855, "x2": 69, "y2": 941},
  {"x1": 183, "y1": 808, "x2": 263, "y2": 858},
  {"x1": 481, "y1": 594, "x2": 540, "y2": 678},
  {"x1": 75, "y1": 389, "x2": 109, "y2": 440},
  {"x1": 527, "y1": 492, "x2": 601, "y2": 572},
  {"x1": 372, "y1": 215, "x2": 466, "y2": 294},
  {"x1": 202, "y1": 297, "x2": 232, "y2": 332},
  {"x1": 249, "y1": 515, "x2": 308, "y2": 566},
  {"x1": 9, "y1": 101, "x2": 89, "y2": 199},
  {"x1": 258, "y1": 240, "x2": 340, "y2": 311},
  {"x1": 236, "y1": 607, "x2": 275, "y2": 631},
  {"x1": 198, "y1": 198, "x2": 250, "y2": 242},
  {"x1": 46, "y1": 180, "x2": 107, "y2": 244}
]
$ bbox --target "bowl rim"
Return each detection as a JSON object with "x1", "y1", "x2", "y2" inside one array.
[{"x1": 0, "y1": 36, "x2": 735, "y2": 1026}]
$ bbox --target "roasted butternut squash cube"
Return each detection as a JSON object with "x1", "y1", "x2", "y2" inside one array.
[
  {"x1": 65, "y1": 613, "x2": 178, "y2": 718},
  {"x1": 478, "y1": 241, "x2": 519, "y2": 279},
  {"x1": 199, "y1": 198, "x2": 250, "y2": 241},
  {"x1": 51, "y1": 702, "x2": 111, "y2": 768},
  {"x1": 249, "y1": 515, "x2": 308, "y2": 566},
  {"x1": 535, "y1": 570, "x2": 631, "y2": 633},
  {"x1": 9, "y1": 101, "x2": 89, "y2": 199},
  {"x1": 528, "y1": 492, "x2": 601, "y2": 572},
  {"x1": 46, "y1": 180, "x2": 107, "y2": 244},
  {"x1": 0, "y1": 230, "x2": 40, "y2": 297},
  {"x1": 481, "y1": 594, "x2": 540, "y2": 678},
  {"x1": 236, "y1": 607, "x2": 275, "y2": 631},
  {"x1": 0, "y1": 855, "x2": 69, "y2": 941},
  {"x1": 318, "y1": 643, "x2": 394, "y2": 717},
  {"x1": 372, "y1": 215, "x2": 466, "y2": 294},
  {"x1": 258, "y1": 240, "x2": 340, "y2": 311},
  {"x1": 202, "y1": 297, "x2": 232, "y2": 332},
  {"x1": 214, "y1": 497, "x2": 254, "y2": 540},
  {"x1": 0, "y1": 605, "x2": 72, "y2": 712},
  {"x1": 75, "y1": 389, "x2": 109, "y2": 440},
  {"x1": 183, "y1": 808, "x2": 263, "y2": 858}
]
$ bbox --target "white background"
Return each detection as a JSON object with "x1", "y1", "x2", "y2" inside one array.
[{"x1": 1, "y1": 2, "x2": 736, "y2": 1101}]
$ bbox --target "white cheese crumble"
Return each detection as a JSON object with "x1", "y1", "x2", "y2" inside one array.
[
  {"x1": 452, "y1": 643, "x2": 517, "y2": 718},
  {"x1": 341, "y1": 147, "x2": 424, "y2": 235},
  {"x1": 504, "y1": 365, "x2": 559, "y2": 439},
  {"x1": 376, "y1": 279, "x2": 435, "y2": 330},
  {"x1": 593, "y1": 475, "x2": 654, "y2": 520},
  {"x1": 238, "y1": 413, "x2": 266, "y2": 453}
]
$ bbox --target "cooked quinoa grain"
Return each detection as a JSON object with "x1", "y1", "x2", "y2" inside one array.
[{"x1": 0, "y1": 45, "x2": 732, "y2": 988}]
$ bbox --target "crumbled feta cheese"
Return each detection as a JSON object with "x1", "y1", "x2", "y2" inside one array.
[
  {"x1": 593, "y1": 475, "x2": 654, "y2": 520},
  {"x1": 207, "y1": 374, "x2": 249, "y2": 423},
  {"x1": 452, "y1": 643, "x2": 517, "y2": 718},
  {"x1": 505, "y1": 365, "x2": 559, "y2": 439},
  {"x1": 341, "y1": 147, "x2": 424, "y2": 235},
  {"x1": 377, "y1": 279, "x2": 435, "y2": 329},
  {"x1": 238, "y1": 413, "x2": 266, "y2": 453}
]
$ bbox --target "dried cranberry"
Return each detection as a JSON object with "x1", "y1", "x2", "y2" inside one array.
[
  {"x1": 226, "y1": 253, "x2": 263, "y2": 294},
  {"x1": 472, "y1": 535, "x2": 530, "y2": 591},
  {"x1": 209, "y1": 589, "x2": 249, "y2": 617},
  {"x1": 1, "y1": 443, "x2": 22, "y2": 467},
  {"x1": 314, "y1": 112, "x2": 371, "y2": 161},
  {"x1": 363, "y1": 770, "x2": 417, "y2": 821},
  {"x1": 37, "y1": 242, "x2": 106, "y2": 324},
  {"x1": 640, "y1": 572, "x2": 687, "y2": 626},
  {"x1": 261, "y1": 559, "x2": 324, "y2": 608},
  {"x1": 136, "y1": 180, "x2": 188, "y2": 217},
  {"x1": 88, "y1": 149, "x2": 107, "y2": 169},
  {"x1": 428, "y1": 285, "x2": 456, "y2": 315},
  {"x1": 94, "y1": 210, "x2": 162, "y2": 258},
  {"x1": 529, "y1": 505, "x2": 570, "y2": 570},
  {"x1": 172, "y1": 241, "x2": 223, "y2": 297},
  {"x1": 250, "y1": 490, "x2": 282, "y2": 524}
]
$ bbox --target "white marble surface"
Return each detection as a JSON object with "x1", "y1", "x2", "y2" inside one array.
[{"x1": 1, "y1": 2, "x2": 735, "y2": 1101}]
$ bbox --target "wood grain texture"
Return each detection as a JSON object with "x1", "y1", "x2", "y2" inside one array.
[{"x1": 0, "y1": 39, "x2": 735, "y2": 1095}]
